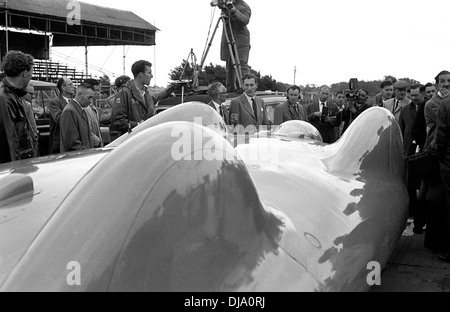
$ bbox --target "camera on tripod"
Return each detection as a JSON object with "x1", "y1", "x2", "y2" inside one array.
[
  {"x1": 344, "y1": 78, "x2": 359, "y2": 103},
  {"x1": 210, "y1": 0, "x2": 234, "y2": 10}
]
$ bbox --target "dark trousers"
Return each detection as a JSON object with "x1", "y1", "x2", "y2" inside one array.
[
  {"x1": 424, "y1": 173, "x2": 449, "y2": 253},
  {"x1": 226, "y1": 46, "x2": 250, "y2": 92},
  {"x1": 439, "y1": 169, "x2": 450, "y2": 253},
  {"x1": 407, "y1": 175, "x2": 423, "y2": 222}
]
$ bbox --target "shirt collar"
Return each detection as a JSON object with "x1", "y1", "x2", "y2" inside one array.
[
  {"x1": 212, "y1": 100, "x2": 221, "y2": 111},
  {"x1": 244, "y1": 93, "x2": 254, "y2": 104}
]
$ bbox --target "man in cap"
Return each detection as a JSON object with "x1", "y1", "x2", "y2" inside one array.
[
  {"x1": 384, "y1": 80, "x2": 411, "y2": 122},
  {"x1": 412, "y1": 83, "x2": 437, "y2": 152}
]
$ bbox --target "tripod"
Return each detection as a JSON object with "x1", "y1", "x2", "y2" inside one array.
[{"x1": 196, "y1": 9, "x2": 243, "y2": 90}]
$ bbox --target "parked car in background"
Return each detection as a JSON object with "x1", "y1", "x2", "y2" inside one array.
[
  {"x1": 155, "y1": 89, "x2": 286, "y2": 124},
  {"x1": 30, "y1": 80, "x2": 58, "y2": 157},
  {"x1": 223, "y1": 91, "x2": 286, "y2": 125}
]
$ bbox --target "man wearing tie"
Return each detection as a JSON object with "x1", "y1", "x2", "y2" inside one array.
[
  {"x1": 274, "y1": 85, "x2": 307, "y2": 125},
  {"x1": 229, "y1": 73, "x2": 269, "y2": 130},
  {"x1": 207, "y1": 82, "x2": 229, "y2": 125},
  {"x1": 306, "y1": 85, "x2": 340, "y2": 143},
  {"x1": 384, "y1": 80, "x2": 411, "y2": 122},
  {"x1": 49, "y1": 77, "x2": 75, "y2": 154}
]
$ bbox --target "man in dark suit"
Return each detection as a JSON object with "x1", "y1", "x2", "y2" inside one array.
[
  {"x1": 274, "y1": 85, "x2": 307, "y2": 125},
  {"x1": 220, "y1": 0, "x2": 251, "y2": 92},
  {"x1": 49, "y1": 77, "x2": 74, "y2": 154},
  {"x1": 60, "y1": 83, "x2": 94, "y2": 152},
  {"x1": 412, "y1": 82, "x2": 436, "y2": 152},
  {"x1": 399, "y1": 84, "x2": 423, "y2": 234},
  {"x1": 335, "y1": 89, "x2": 372, "y2": 135},
  {"x1": 229, "y1": 73, "x2": 269, "y2": 132},
  {"x1": 207, "y1": 82, "x2": 229, "y2": 125},
  {"x1": 306, "y1": 85, "x2": 339, "y2": 143}
]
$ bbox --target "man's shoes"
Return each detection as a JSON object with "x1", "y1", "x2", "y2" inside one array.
[{"x1": 438, "y1": 254, "x2": 450, "y2": 263}]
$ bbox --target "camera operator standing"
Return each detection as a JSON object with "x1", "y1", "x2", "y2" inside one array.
[
  {"x1": 335, "y1": 89, "x2": 372, "y2": 135},
  {"x1": 219, "y1": 0, "x2": 251, "y2": 92}
]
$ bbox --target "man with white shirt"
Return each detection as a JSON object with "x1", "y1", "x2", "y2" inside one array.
[
  {"x1": 274, "y1": 85, "x2": 307, "y2": 125},
  {"x1": 207, "y1": 82, "x2": 229, "y2": 125},
  {"x1": 229, "y1": 73, "x2": 269, "y2": 129},
  {"x1": 306, "y1": 85, "x2": 339, "y2": 143},
  {"x1": 60, "y1": 83, "x2": 94, "y2": 152},
  {"x1": 49, "y1": 77, "x2": 74, "y2": 154}
]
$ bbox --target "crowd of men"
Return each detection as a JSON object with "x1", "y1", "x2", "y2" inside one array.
[
  {"x1": 1, "y1": 49, "x2": 450, "y2": 263},
  {"x1": 206, "y1": 71, "x2": 450, "y2": 265}
]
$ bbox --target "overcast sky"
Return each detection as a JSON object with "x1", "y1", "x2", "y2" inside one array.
[{"x1": 51, "y1": 0, "x2": 449, "y2": 87}]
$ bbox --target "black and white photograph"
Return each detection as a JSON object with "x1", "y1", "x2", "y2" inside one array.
[{"x1": 1, "y1": 0, "x2": 450, "y2": 294}]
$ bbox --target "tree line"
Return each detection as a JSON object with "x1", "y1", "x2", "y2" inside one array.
[{"x1": 169, "y1": 60, "x2": 422, "y2": 96}]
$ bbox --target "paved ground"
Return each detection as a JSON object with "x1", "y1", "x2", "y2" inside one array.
[{"x1": 370, "y1": 230, "x2": 450, "y2": 292}]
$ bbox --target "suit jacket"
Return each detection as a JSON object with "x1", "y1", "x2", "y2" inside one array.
[
  {"x1": 384, "y1": 97, "x2": 411, "y2": 122},
  {"x1": 399, "y1": 102, "x2": 418, "y2": 156},
  {"x1": 274, "y1": 101, "x2": 307, "y2": 125},
  {"x1": 411, "y1": 100, "x2": 427, "y2": 151},
  {"x1": 60, "y1": 100, "x2": 91, "y2": 152},
  {"x1": 306, "y1": 101, "x2": 340, "y2": 143},
  {"x1": 229, "y1": 94, "x2": 269, "y2": 129},
  {"x1": 435, "y1": 95, "x2": 450, "y2": 170},
  {"x1": 424, "y1": 93, "x2": 448, "y2": 151},
  {"x1": 49, "y1": 95, "x2": 68, "y2": 154},
  {"x1": 208, "y1": 101, "x2": 230, "y2": 125}
]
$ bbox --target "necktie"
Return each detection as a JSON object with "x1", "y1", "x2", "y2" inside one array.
[
  {"x1": 294, "y1": 103, "x2": 299, "y2": 115},
  {"x1": 394, "y1": 100, "x2": 399, "y2": 113},
  {"x1": 252, "y1": 98, "x2": 258, "y2": 122},
  {"x1": 219, "y1": 105, "x2": 223, "y2": 118}
]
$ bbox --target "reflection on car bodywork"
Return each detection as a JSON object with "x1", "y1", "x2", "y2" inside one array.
[{"x1": 0, "y1": 104, "x2": 407, "y2": 292}]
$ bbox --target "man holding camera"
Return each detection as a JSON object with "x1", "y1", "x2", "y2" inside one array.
[
  {"x1": 306, "y1": 85, "x2": 339, "y2": 143},
  {"x1": 335, "y1": 89, "x2": 372, "y2": 135},
  {"x1": 219, "y1": 0, "x2": 251, "y2": 92}
]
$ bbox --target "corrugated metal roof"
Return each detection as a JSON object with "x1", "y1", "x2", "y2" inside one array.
[{"x1": 5, "y1": 0, "x2": 158, "y2": 31}]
